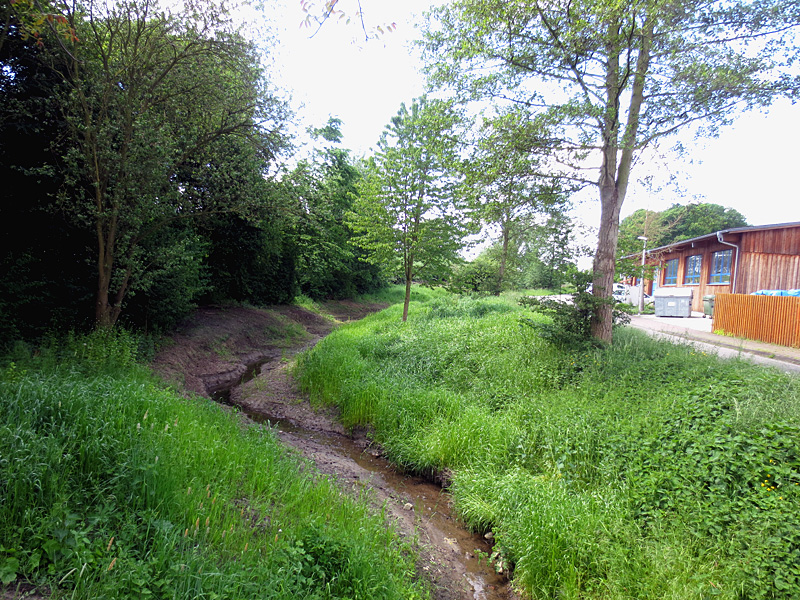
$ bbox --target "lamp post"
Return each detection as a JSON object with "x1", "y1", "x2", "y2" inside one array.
[{"x1": 637, "y1": 236, "x2": 648, "y2": 314}]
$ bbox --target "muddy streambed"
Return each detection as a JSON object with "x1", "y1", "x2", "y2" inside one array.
[{"x1": 213, "y1": 357, "x2": 516, "y2": 600}]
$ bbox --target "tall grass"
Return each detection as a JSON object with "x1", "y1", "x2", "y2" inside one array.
[
  {"x1": 296, "y1": 294, "x2": 800, "y2": 600},
  {"x1": 356, "y1": 284, "x2": 451, "y2": 306},
  {"x1": 0, "y1": 329, "x2": 428, "y2": 600}
]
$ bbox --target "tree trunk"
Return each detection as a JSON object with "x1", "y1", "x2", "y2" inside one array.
[
  {"x1": 402, "y1": 255, "x2": 413, "y2": 322},
  {"x1": 590, "y1": 17, "x2": 650, "y2": 343},
  {"x1": 591, "y1": 181, "x2": 622, "y2": 342},
  {"x1": 95, "y1": 281, "x2": 112, "y2": 328},
  {"x1": 497, "y1": 221, "x2": 510, "y2": 294}
]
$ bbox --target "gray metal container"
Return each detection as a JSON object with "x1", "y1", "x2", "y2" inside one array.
[{"x1": 653, "y1": 288, "x2": 693, "y2": 317}]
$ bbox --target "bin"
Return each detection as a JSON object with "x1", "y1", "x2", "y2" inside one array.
[
  {"x1": 703, "y1": 294, "x2": 715, "y2": 318},
  {"x1": 653, "y1": 288, "x2": 693, "y2": 317}
]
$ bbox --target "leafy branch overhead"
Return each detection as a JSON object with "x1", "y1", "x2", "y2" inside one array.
[
  {"x1": 422, "y1": 0, "x2": 800, "y2": 342},
  {"x1": 299, "y1": 0, "x2": 396, "y2": 41}
]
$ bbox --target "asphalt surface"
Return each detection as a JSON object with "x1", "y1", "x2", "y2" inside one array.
[{"x1": 626, "y1": 313, "x2": 800, "y2": 374}]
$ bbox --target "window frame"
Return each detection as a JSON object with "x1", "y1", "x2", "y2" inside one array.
[
  {"x1": 709, "y1": 249, "x2": 733, "y2": 285},
  {"x1": 663, "y1": 258, "x2": 679, "y2": 286},
  {"x1": 684, "y1": 254, "x2": 702, "y2": 285}
]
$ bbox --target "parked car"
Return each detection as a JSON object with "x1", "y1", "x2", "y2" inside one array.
[
  {"x1": 612, "y1": 283, "x2": 630, "y2": 303},
  {"x1": 585, "y1": 283, "x2": 631, "y2": 303}
]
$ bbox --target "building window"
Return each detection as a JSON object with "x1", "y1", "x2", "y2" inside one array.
[
  {"x1": 684, "y1": 254, "x2": 702, "y2": 284},
  {"x1": 709, "y1": 249, "x2": 732, "y2": 284},
  {"x1": 663, "y1": 258, "x2": 678, "y2": 285}
]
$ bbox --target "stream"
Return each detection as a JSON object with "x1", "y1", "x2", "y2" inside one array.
[{"x1": 211, "y1": 358, "x2": 514, "y2": 600}]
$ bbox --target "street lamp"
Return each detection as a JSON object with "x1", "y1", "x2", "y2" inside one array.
[{"x1": 637, "y1": 236, "x2": 648, "y2": 314}]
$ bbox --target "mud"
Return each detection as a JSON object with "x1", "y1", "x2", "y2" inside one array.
[{"x1": 151, "y1": 302, "x2": 519, "y2": 600}]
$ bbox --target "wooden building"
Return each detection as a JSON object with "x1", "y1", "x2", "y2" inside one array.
[{"x1": 642, "y1": 222, "x2": 800, "y2": 313}]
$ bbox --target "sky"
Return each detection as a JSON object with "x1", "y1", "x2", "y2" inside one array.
[{"x1": 264, "y1": 0, "x2": 800, "y2": 243}]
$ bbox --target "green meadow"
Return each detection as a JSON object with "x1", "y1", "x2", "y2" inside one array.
[
  {"x1": 296, "y1": 293, "x2": 800, "y2": 600},
  {"x1": 0, "y1": 331, "x2": 428, "y2": 600}
]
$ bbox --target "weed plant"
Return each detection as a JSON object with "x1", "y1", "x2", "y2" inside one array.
[
  {"x1": 296, "y1": 294, "x2": 800, "y2": 600},
  {"x1": 0, "y1": 329, "x2": 427, "y2": 600}
]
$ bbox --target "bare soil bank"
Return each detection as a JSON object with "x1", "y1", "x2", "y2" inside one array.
[{"x1": 152, "y1": 301, "x2": 517, "y2": 600}]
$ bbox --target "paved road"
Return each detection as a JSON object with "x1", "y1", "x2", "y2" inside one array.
[{"x1": 627, "y1": 314, "x2": 800, "y2": 374}]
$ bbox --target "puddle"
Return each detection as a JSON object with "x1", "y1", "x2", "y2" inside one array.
[{"x1": 212, "y1": 360, "x2": 513, "y2": 600}]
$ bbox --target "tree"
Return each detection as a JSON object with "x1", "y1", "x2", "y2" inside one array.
[
  {"x1": 0, "y1": 8, "x2": 98, "y2": 340},
  {"x1": 659, "y1": 203, "x2": 749, "y2": 244},
  {"x1": 464, "y1": 107, "x2": 572, "y2": 292},
  {"x1": 518, "y1": 209, "x2": 584, "y2": 290},
  {"x1": 348, "y1": 97, "x2": 469, "y2": 321},
  {"x1": 49, "y1": 0, "x2": 289, "y2": 328},
  {"x1": 287, "y1": 118, "x2": 383, "y2": 300},
  {"x1": 1, "y1": 0, "x2": 78, "y2": 56},
  {"x1": 187, "y1": 137, "x2": 299, "y2": 309},
  {"x1": 617, "y1": 202, "x2": 749, "y2": 263},
  {"x1": 423, "y1": 0, "x2": 800, "y2": 342}
]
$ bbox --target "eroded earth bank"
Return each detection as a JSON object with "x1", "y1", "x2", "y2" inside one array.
[{"x1": 152, "y1": 302, "x2": 518, "y2": 600}]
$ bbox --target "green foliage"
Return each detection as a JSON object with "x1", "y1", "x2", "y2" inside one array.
[
  {"x1": 348, "y1": 97, "x2": 470, "y2": 320},
  {"x1": 201, "y1": 213, "x2": 298, "y2": 306},
  {"x1": 2, "y1": 0, "x2": 292, "y2": 329},
  {"x1": 422, "y1": 0, "x2": 800, "y2": 341},
  {"x1": 287, "y1": 120, "x2": 384, "y2": 301},
  {"x1": 0, "y1": 20, "x2": 96, "y2": 342},
  {"x1": 119, "y1": 225, "x2": 211, "y2": 332},
  {"x1": 660, "y1": 203, "x2": 749, "y2": 245},
  {"x1": 519, "y1": 271, "x2": 630, "y2": 351},
  {"x1": 0, "y1": 334, "x2": 428, "y2": 600},
  {"x1": 461, "y1": 107, "x2": 575, "y2": 291},
  {"x1": 297, "y1": 293, "x2": 800, "y2": 599},
  {"x1": 618, "y1": 203, "x2": 750, "y2": 259},
  {"x1": 447, "y1": 256, "x2": 500, "y2": 294},
  {"x1": 617, "y1": 203, "x2": 750, "y2": 278}
]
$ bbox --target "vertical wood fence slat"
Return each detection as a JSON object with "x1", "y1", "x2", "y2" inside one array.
[{"x1": 712, "y1": 294, "x2": 800, "y2": 348}]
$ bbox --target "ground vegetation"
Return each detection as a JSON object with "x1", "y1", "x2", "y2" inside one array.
[
  {"x1": 297, "y1": 293, "x2": 800, "y2": 599},
  {"x1": 0, "y1": 329, "x2": 429, "y2": 600}
]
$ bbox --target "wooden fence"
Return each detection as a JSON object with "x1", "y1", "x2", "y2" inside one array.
[{"x1": 712, "y1": 294, "x2": 800, "y2": 348}]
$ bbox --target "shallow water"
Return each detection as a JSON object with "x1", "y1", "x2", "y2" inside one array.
[{"x1": 213, "y1": 361, "x2": 513, "y2": 600}]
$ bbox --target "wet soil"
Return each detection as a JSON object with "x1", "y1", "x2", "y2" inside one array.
[
  {"x1": 0, "y1": 583, "x2": 47, "y2": 600},
  {"x1": 152, "y1": 302, "x2": 518, "y2": 600}
]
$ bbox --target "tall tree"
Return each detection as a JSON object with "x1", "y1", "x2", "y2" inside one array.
[
  {"x1": 48, "y1": 0, "x2": 289, "y2": 328},
  {"x1": 0, "y1": 8, "x2": 97, "y2": 339},
  {"x1": 618, "y1": 203, "x2": 749, "y2": 257},
  {"x1": 288, "y1": 118, "x2": 383, "y2": 299},
  {"x1": 348, "y1": 98, "x2": 468, "y2": 321},
  {"x1": 518, "y1": 209, "x2": 584, "y2": 291},
  {"x1": 659, "y1": 203, "x2": 749, "y2": 244},
  {"x1": 423, "y1": 0, "x2": 800, "y2": 342},
  {"x1": 464, "y1": 107, "x2": 572, "y2": 292}
]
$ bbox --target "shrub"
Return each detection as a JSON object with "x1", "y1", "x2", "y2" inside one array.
[{"x1": 519, "y1": 271, "x2": 630, "y2": 350}]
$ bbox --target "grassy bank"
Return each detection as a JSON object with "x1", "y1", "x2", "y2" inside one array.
[
  {"x1": 296, "y1": 294, "x2": 800, "y2": 600},
  {"x1": 0, "y1": 331, "x2": 428, "y2": 600}
]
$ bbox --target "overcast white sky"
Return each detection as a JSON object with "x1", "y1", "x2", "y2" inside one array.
[{"x1": 265, "y1": 0, "x2": 800, "y2": 237}]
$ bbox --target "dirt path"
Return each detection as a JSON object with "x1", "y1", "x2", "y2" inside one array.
[{"x1": 152, "y1": 302, "x2": 517, "y2": 600}]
